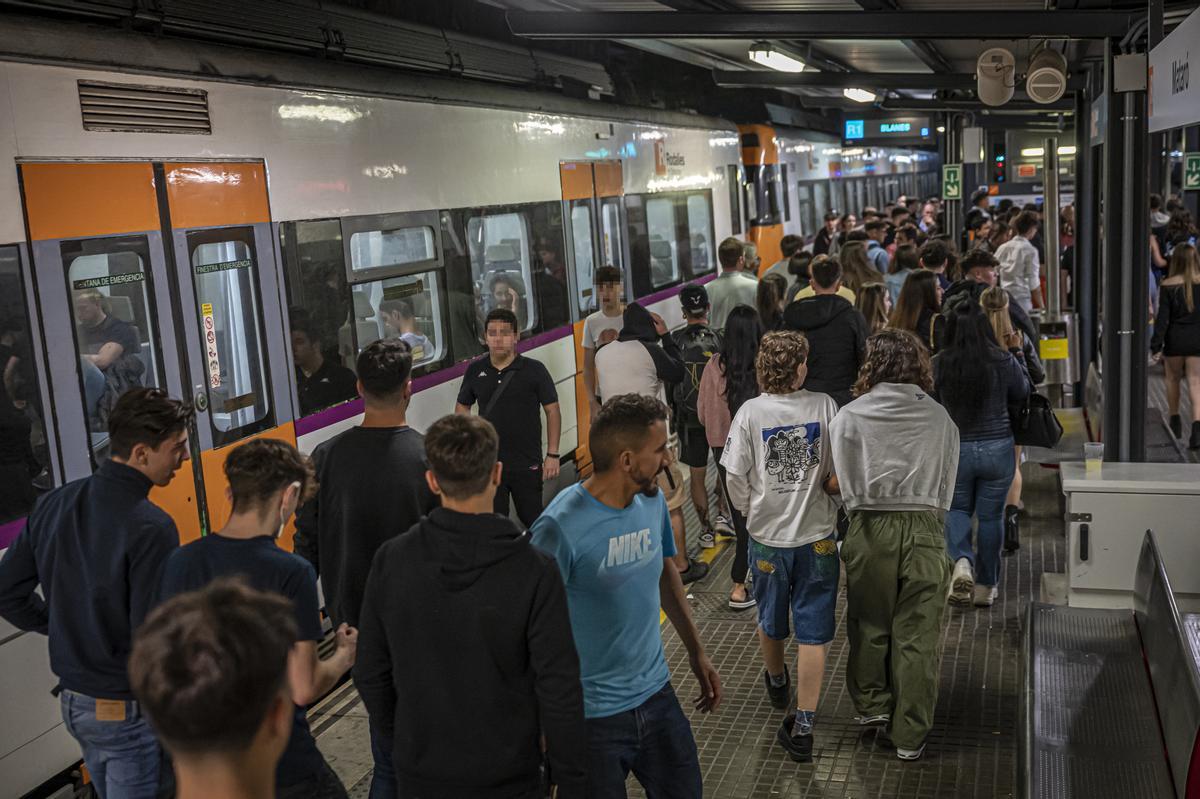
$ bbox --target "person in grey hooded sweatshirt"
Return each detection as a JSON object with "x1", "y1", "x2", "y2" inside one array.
[{"x1": 827, "y1": 329, "x2": 959, "y2": 763}]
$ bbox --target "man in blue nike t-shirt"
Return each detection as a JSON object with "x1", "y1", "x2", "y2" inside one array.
[{"x1": 532, "y1": 393, "x2": 722, "y2": 798}]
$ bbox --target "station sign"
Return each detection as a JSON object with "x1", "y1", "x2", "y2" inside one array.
[
  {"x1": 844, "y1": 116, "x2": 933, "y2": 145},
  {"x1": 942, "y1": 164, "x2": 963, "y2": 201},
  {"x1": 1149, "y1": 6, "x2": 1199, "y2": 132},
  {"x1": 1186, "y1": 153, "x2": 1200, "y2": 191}
]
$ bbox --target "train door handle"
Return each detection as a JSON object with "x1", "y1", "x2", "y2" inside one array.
[
  {"x1": 193, "y1": 387, "x2": 209, "y2": 413},
  {"x1": 1079, "y1": 523, "x2": 1089, "y2": 562}
]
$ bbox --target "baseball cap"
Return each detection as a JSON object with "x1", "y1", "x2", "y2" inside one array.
[{"x1": 679, "y1": 284, "x2": 709, "y2": 312}]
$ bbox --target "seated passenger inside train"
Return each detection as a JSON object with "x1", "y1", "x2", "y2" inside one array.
[
  {"x1": 73, "y1": 288, "x2": 144, "y2": 426},
  {"x1": 379, "y1": 299, "x2": 432, "y2": 363},
  {"x1": 291, "y1": 320, "x2": 358, "y2": 417}
]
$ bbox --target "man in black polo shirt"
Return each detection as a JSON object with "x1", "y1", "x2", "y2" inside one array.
[{"x1": 455, "y1": 308, "x2": 560, "y2": 527}]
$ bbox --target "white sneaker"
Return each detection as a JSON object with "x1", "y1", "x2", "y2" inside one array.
[
  {"x1": 855, "y1": 713, "x2": 890, "y2": 726},
  {"x1": 949, "y1": 558, "x2": 973, "y2": 605},
  {"x1": 896, "y1": 742, "x2": 927, "y2": 761},
  {"x1": 973, "y1": 584, "x2": 998, "y2": 607},
  {"x1": 713, "y1": 513, "x2": 734, "y2": 536},
  {"x1": 699, "y1": 530, "x2": 716, "y2": 549}
]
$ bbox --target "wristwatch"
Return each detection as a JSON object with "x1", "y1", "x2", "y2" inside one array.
[{"x1": 546, "y1": 453, "x2": 560, "y2": 459}]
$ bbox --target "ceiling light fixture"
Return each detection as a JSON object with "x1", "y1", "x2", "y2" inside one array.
[
  {"x1": 936, "y1": 125, "x2": 946, "y2": 133},
  {"x1": 1019, "y1": 145, "x2": 1077, "y2": 157},
  {"x1": 843, "y1": 87, "x2": 875, "y2": 103},
  {"x1": 748, "y1": 42, "x2": 806, "y2": 72}
]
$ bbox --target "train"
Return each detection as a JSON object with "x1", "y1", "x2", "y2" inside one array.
[{"x1": 0, "y1": 20, "x2": 938, "y2": 797}]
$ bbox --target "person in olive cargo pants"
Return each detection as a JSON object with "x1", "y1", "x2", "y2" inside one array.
[{"x1": 828, "y1": 329, "x2": 960, "y2": 762}]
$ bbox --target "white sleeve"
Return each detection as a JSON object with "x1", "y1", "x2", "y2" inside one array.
[
  {"x1": 1027, "y1": 246, "x2": 1040, "y2": 292},
  {"x1": 581, "y1": 317, "x2": 596, "y2": 350},
  {"x1": 720, "y1": 410, "x2": 754, "y2": 515}
]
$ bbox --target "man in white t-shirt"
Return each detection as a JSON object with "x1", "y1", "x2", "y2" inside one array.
[
  {"x1": 582, "y1": 265, "x2": 625, "y2": 423},
  {"x1": 994, "y1": 210, "x2": 1043, "y2": 312},
  {"x1": 722, "y1": 331, "x2": 839, "y2": 765}
]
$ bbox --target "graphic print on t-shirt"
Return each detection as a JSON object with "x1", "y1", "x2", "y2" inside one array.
[
  {"x1": 598, "y1": 527, "x2": 655, "y2": 575},
  {"x1": 760, "y1": 422, "x2": 821, "y2": 486}
]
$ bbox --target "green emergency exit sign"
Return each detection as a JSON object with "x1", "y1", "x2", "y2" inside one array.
[
  {"x1": 1186, "y1": 153, "x2": 1200, "y2": 191},
  {"x1": 943, "y1": 164, "x2": 962, "y2": 200}
]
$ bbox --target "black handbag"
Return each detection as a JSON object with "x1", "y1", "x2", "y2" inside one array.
[{"x1": 1008, "y1": 392, "x2": 1063, "y2": 449}]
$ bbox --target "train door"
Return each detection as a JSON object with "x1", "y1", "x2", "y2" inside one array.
[
  {"x1": 18, "y1": 161, "x2": 293, "y2": 544},
  {"x1": 560, "y1": 159, "x2": 625, "y2": 475}
]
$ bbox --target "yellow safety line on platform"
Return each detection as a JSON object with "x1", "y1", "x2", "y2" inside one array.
[{"x1": 660, "y1": 535, "x2": 731, "y2": 625}]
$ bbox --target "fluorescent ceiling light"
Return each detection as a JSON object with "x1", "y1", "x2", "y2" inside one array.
[
  {"x1": 843, "y1": 87, "x2": 875, "y2": 103},
  {"x1": 1020, "y1": 146, "x2": 1077, "y2": 157},
  {"x1": 749, "y1": 43, "x2": 806, "y2": 72},
  {"x1": 936, "y1": 125, "x2": 946, "y2": 133}
]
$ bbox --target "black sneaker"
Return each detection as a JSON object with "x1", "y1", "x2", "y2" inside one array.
[
  {"x1": 763, "y1": 666, "x2": 790, "y2": 710},
  {"x1": 776, "y1": 713, "x2": 813, "y2": 763},
  {"x1": 1171, "y1": 414, "x2": 1183, "y2": 439},
  {"x1": 678, "y1": 558, "x2": 709, "y2": 584},
  {"x1": 1003, "y1": 504, "x2": 1020, "y2": 554},
  {"x1": 1190, "y1": 421, "x2": 1200, "y2": 450}
]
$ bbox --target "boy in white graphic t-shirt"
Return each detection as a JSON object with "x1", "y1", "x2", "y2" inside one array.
[{"x1": 722, "y1": 331, "x2": 839, "y2": 764}]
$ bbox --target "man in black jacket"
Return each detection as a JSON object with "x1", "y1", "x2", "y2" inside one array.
[
  {"x1": 294, "y1": 338, "x2": 436, "y2": 797},
  {"x1": 0, "y1": 387, "x2": 193, "y2": 799},
  {"x1": 355, "y1": 413, "x2": 587, "y2": 798},
  {"x1": 942, "y1": 250, "x2": 1039, "y2": 344},
  {"x1": 783, "y1": 257, "x2": 870, "y2": 407}
]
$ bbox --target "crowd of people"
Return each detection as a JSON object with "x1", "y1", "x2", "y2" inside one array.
[{"x1": 2, "y1": 188, "x2": 1198, "y2": 799}]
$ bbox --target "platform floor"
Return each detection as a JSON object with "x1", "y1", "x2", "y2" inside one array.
[{"x1": 309, "y1": 465, "x2": 1066, "y2": 799}]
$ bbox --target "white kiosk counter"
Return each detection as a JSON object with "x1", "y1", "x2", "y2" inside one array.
[{"x1": 1061, "y1": 462, "x2": 1200, "y2": 608}]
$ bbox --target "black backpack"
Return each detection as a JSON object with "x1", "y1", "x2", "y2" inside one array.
[{"x1": 671, "y1": 324, "x2": 722, "y2": 425}]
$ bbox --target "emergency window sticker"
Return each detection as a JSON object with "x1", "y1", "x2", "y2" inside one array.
[
  {"x1": 72, "y1": 272, "x2": 145, "y2": 290},
  {"x1": 194, "y1": 258, "x2": 252, "y2": 275},
  {"x1": 201, "y1": 303, "x2": 221, "y2": 388}
]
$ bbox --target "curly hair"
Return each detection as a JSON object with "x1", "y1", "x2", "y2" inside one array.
[
  {"x1": 755, "y1": 331, "x2": 809, "y2": 395},
  {"x1": 852, "y1": 328, "x2": 933, "y2": 397}
]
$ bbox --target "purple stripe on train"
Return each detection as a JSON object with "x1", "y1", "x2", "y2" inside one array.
[{"x1": 0, "y1": 517, "x2": 25, "y2": 550}]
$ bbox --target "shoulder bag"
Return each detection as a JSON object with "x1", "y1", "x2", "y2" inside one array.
[{"x1": 1008, "y1": 391, "x2": 1063, "y2": 449}]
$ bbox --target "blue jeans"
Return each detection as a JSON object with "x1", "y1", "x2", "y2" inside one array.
[
  {"x1": 586, "y1": 682, "x2": 701, "y2": 799},
  {"x1": 81, "y1": 358, "x2": 106, "y2": 418},
  {"x1": 368, "y1": 715, "x2": 397, "y2": 799},
  {"x1": 945, "y1": 437, "x2": 1016, "y2": 586},
  {"x1": 60, "y1": 690, "x2": 159, "y2": 799},
  {"x1": 750, "y1": 536, "x2": 839, "y2": 644}
]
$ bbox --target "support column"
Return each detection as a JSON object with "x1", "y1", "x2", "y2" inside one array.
[
  {"x1": 1187, "y1": 126, "x2": 1200, "y2": 218},
  {"x1": 1074, "y1": 84, "x2": 1096, "y2": 398},
  {"x1": 1101, "y1": 39, "x2": 1148, "y2": 462},
  {"x1": 943, "y1": 114, "x2": 963, "y2": 251}
]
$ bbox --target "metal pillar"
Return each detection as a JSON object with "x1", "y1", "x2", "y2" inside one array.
[
  {"x1": 1101, "y1": 41, "x2": 1148, "y2": 462},
  {"x1": 1187, "y1": 126, "x2": 1200, "y2": 218},
  {"x1": 1074, "y1": 84, "x2": 1097, "y2": 398},
  {"x1": 943, "y1": 115, "x2": 963, "y2": 251},
  {"x1": 1043, "y1": 138, "x2": 1062, "y2": 313}
]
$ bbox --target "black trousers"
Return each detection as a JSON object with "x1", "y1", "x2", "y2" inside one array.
[
  {"x1": 495, "y1": 465, "x2": 544, "y2": 528},
  {"x1": 711, "y1": 447, "x2": 750, "y2": 585}
]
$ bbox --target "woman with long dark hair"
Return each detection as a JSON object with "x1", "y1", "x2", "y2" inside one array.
[
  {"x1": 1152, "y1": 243, "x2": 1200, "y2": 446},
  {"x1": 757, "y1": 273, "x2": 788, "y2": 332},
  {"x1": 856, "y1": 283, "x2": 890, "y2": 336},
  {"x1": 838, "y1": 241, "x2": 877, "y2": 295},
  {"x1": 888, "y1": 270, "x2": 943, "y2": 351},
  {"x1": 697, "y1": 305, "x2": 763, "y2": 609},
  {"x1": 934, "y1": 301, "x2": 1029, "y2": 608}
]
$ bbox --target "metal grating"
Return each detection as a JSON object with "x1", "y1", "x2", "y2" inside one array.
[{"x1": 78, "y1": 80, "x2": 211, "y2": 134}]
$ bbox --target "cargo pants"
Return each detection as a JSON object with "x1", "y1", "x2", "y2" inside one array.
[{"x1": 840, "y1": 509, "x2": 951, "y2": 750}]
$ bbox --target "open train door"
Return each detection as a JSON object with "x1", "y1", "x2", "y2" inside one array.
[
  {"x1": 560, "y1": 160, "x2": 626, "y2": 477},
  {"x1": 18, "y1": 161, "x2": 296, "y2": 546}
]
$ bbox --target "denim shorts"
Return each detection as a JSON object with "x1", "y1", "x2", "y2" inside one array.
[{"x1": 751, "y1": 535, "x2": 839, "y2": 644}]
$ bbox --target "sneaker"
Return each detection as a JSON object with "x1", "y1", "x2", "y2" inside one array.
[
  {"x1": 776, "y1": 714, "x2": 813, "y2": 763},
  {"x1": 763, "y1": 667, "x2": 791, "y2": 710},
  {"x1": 855, "y1": 713, "x2": 890, "y2": 727},
  {"x1": 712, "y1": 513, "x2": 735, "y2": 536},
  {"x1": 1190, "y1": 421, "x2": 1200, "y2": 450},
  {"x1": 1003, "y1": 505, "x2": 1020, "y2": 555},
  {"x1": 698, "y1": 530, "x2": 716, "y2": 549},
  {"x1": 896, "y1": 742, "x2": 927, "y2": 761},
  {"x1": 678, "y1": 558, "x2": 709, "y2": 585},
  {"x1": 728, "y1": 590, "x2": 756, "y2": 610},
  {"x1": 1170, "y1": 414, "x2": 1183, "y2": 439},
  {"x1": 949, "y1": 558, "x2": 973, "y2": 605},
  {"x1": 973, "y1": 584, "x2": 998, "y2": 607}
]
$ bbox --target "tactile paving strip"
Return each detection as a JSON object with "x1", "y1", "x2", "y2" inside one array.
[{"x1": 628, "y1": 464, "x2": 1067, "y2": 799}]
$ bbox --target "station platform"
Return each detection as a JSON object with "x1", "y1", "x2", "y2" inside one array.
[{"x1": 306, "y1": 463, "x2": 1065, "y2": 799}]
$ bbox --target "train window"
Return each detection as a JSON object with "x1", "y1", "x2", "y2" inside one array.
[
  {"x1": 781, "y1": 164, "x2": 791, "y2": 222},
  {"x1": 600, "y1": 199, "x2": 624, "y2": 273},
  {"x1": 646, "y1": 197, "x2": 680, "y2": 288},
  {"x1": 188, "y1": 231, "x2": 273, "y2": 443},
  {"x1": 0, "y1": 245, "x2": 49, "y2": 523},
  {"x1": 726, "y1": 165, "x2": 742, "y2": 235},
  {"x1": 63, "y1": 236, "x2": 161, "y2": 457},
  {"x1": 569, "y1": 201, "x2": 597, "y2": 316},
  {"x1": 348, "y1": 226, "x2": 437, "y2": 279},
  {"x1": 279, "y1": 219, "x2": 352, "y2": 373},
  {"x1": 796, "y1": 184, "x2": 814, "y2": 239},
  {"x1": 813, "y1": 182, "x2": 830, "y2": 230},
  {"x1": 350, "y1": 272, "x2": 445, "y2": 367},
  {"x1": 686, "y1": 194, "x2": 715, "y2": 273},
  {"x1": 440, "y1": 202, "x2": 570, "y2": 344}
]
